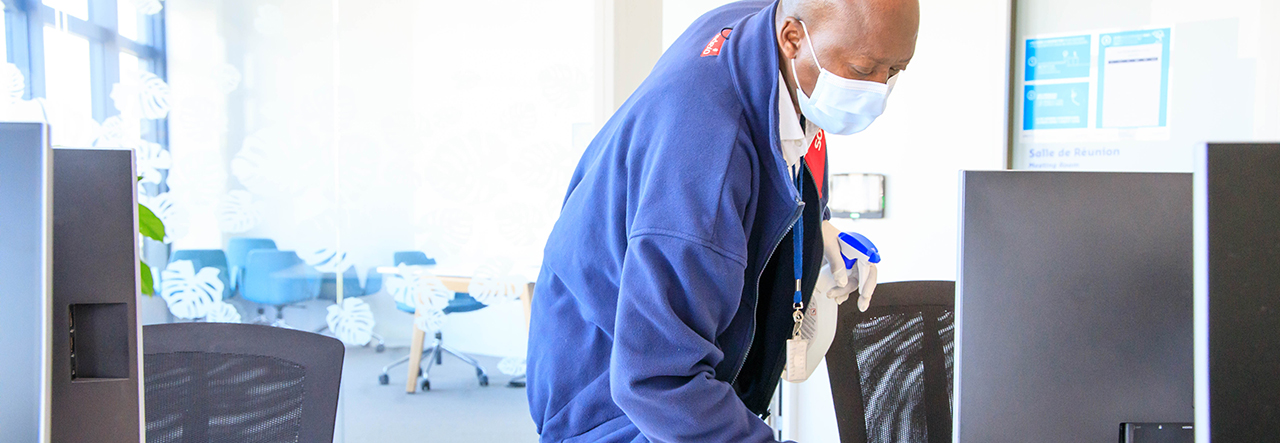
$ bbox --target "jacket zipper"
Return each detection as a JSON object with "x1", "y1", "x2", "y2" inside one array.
[{"x1": 729, "y1": 200, "x2": 803, "y2": 386}]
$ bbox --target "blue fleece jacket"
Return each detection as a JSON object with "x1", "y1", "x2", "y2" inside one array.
[{"x1": 527, "y1": 2, "x2": 826, "y2": 441}]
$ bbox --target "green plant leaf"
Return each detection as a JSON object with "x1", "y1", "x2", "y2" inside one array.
[
  {"x1": 138, "y1": 204, "x2": 165, "y2": 242},
  {"x1": 140, "y1": 261, "x2": 155, "y2": 296}
]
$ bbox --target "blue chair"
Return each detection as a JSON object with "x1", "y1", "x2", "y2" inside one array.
[
  {"x1": 316, "y1": 266, "x2": 386, "y2": 352},
  {"x1": 169, "y1": 249, "x2": 233, "y2": 300},
  {"x1": 364, "y1": 266, "x2": 384, "y2": 294},
  {"x1": 227, "y1": 238, "x2": 278, "y2": 293},
  {"x1": 239, "y1": 250, "x2": 320, "y2": 328},
  {"x1": 378, "y1": 252, "x2": 489, "y2": 390},
  {"x1": 392, "y1": 251, "x2": 435, "y2": 267}
]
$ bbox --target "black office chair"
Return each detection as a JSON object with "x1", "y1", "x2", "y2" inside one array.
[
  {"x1": 826, "y1": 281, "x2": 955, "y2": 443},
  {"x1": 143, "y1": 323, "x2": 345, "y2": 443}
]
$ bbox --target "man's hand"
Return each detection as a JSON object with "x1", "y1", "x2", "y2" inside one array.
[{"x1": 820, "y1": 222, "x2": 878, "y2": 311}]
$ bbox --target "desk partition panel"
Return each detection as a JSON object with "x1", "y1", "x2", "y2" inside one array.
[{"x1": 0, "y1": 123, "x2": 53, "y2": 443}]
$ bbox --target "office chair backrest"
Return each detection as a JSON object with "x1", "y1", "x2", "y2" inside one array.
[
  {"x1": 393, "y1": 251, "x2": 436, "y2": 266},
  {"x1": 170, "y1": 249, "x2": 232, "y2": 299},
  {"x1": 241, "y1": 250, "x2": 321, "y2": 305},
  {"x1": 364, "y1": 267, "x2": 384, "y2": 295},
  {"x1": 826, "y1": 280, "x2": 955, "y2": 443},
  {"x1": 143, "y1": 323, "x2": 344, "y2": 443},
  {"x1": 227, "y1": 238, "x2": 278, "y2": 288}
]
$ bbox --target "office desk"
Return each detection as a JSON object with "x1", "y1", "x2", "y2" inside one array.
[{"x1": 375, "y1": 266, "x2": 534, "y2": 393}]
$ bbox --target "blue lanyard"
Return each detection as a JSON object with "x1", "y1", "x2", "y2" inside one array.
[{"x1": 793, "y1": 165, "x2": 804, "y2": 307}]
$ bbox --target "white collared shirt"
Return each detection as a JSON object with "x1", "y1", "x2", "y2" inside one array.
[{"x1": 777, "y1": 76, "x2": 820, "y2": 172}]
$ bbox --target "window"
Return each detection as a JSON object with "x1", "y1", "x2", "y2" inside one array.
[
  {"x1": 3, "y1": 0, "x2": 167, "y2": 146},
  {"x1": 1, "y1": 9, "x2": 7, "y2": 61}
]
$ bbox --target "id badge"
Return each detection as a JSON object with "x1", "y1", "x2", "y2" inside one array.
[{"x1": 784, "y1": 338, "x2": 809, "y2": 382}]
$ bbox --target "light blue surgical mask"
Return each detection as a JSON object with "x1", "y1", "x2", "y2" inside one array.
[{"x1": 790, "y1": 21, "x2": 897, "y2": 135}]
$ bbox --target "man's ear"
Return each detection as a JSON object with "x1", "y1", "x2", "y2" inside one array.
[{"x1": 778, "y1": 17, "x2": 804, "y2": 60}]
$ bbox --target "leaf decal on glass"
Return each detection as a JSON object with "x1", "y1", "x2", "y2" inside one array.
[
  {"x1": 386, "y1": 271, "x2": 452, "y2": 312},
  {"x1": 204, "y1": 301, "x2": 242, "y2": 323},
  {"x1": 110, "y1": 71, "x2": 170, "y2": 120},
  {"x1": 135, "y1": 0, "x2": 162, "y2": 16},
  {"x1": 2, "y1": 63, "x2": 24, "y2": 105},
  {"x1": 497, "y1": 357, "x2": 527, "y2": 376},
  {"x1": 137, "y1": 71, "x2": 171, "y2": 119},
  {"x1": 414, "y1": 308, "x2": 446, "y2": 334},
  {"x1": 217, "y1": 190, "x2": 258, "y2": 233},
  {"x1": 230, "y1": 135, "x2": 270, "y2": 193},
  {"x1": 160, "y1": 260, "x2": 225, "y2": 320},
  {"x1": 93, "y1": 115, "x2": 130, "y2": 147},
  {"x1": 467, "y1": 260, "x2": 525, "y2": 306},
  {"x1": 326, "y1": 298, "x2": 376, "y2": 346},
  {"x1": 300, "y1": 248, "x2": 357, "y2": 274},
  {"x1": 134, "y1": 140, "x2": 172, "y2": 185},
  {"x1": 140, "y1": 192, "x2": 188, "y2": 242}
]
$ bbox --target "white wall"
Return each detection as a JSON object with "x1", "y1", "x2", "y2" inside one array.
[
  {"x1": 663, "y1": 0, "x2": 737, "y2": 49},
  {"x1": 794, "y1": 0, "x2": 1012, "y2": 440}
]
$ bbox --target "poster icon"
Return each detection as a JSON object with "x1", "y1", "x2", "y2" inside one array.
[
  {"x1": 1024, "y1": 83, "x2": 1090, "y2": 130},
  {"x1": 1025, "y1": 35, "x2": 1092, "y2": 81}
]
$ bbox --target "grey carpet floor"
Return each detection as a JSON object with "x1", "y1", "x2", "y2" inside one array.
[{"x1": 335, "y1": 345, "x2": 539, "y2": 443}]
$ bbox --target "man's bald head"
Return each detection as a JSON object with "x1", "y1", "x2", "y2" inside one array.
[
  {"x1": 780, "y1": 0, "x2": 918, "y2": 46},
  {"x1": 776, "y1": 0, "x2": 919, "y2": 97}
]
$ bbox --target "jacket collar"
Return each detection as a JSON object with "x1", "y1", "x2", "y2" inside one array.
[{"x1": 722, "y1": 1, "x2": 801, "y2": 205}]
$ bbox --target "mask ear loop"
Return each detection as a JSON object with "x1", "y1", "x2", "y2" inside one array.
[
  {"x1": 790, "y1": 20, "x2": 822, "y2": 100},
  {"x1": 798, "y1": 20, "x2": 824, "y2": 72}
]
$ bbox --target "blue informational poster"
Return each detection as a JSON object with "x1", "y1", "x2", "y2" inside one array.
[
  {"x1": 1096, "y1": 28, "x2": 1171, "y2": 128},
  {"x1": 1023, "y1": 83, "x2": 1090, "y2": 130},
  {"x1": 1025, "y1": 35, "x2": 1092, "y2": 81}
]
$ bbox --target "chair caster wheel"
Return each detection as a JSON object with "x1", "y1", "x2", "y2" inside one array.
[
  {"x1": 479, "y1": 375, "x2": 489, "y2": 387},
  {"x1": 376, "y1": 344, "x2": 386, "y2": 353},
  {"x1": 507, "y1": 380, "x2": 526, "y2": 388},
  {"x1": 421, "y1": 380, "x2": 431, "y2": 391},
  {"x1": 378, "y1": 374, "x2": 389, "y2": 385}
]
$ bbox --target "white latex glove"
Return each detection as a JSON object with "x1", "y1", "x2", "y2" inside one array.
[
  {"x1": 820, "y1": 222, "x2": 879, "y2": 311},
  {"x1": 821, "y1": 222, "x2": 850, "y2": 291}
]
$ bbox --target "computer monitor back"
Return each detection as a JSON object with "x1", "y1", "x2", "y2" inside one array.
[{"x1": 957, "y1": 171, "x2": 1193, "y2": 442}]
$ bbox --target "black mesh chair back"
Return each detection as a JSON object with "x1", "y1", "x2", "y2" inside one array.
[
  {"x1": 143, "y1": 323, "x2": 344, "y2": 443},
  {"x1": 826, "y1": 281, "x2": 955, "y2": 443}
]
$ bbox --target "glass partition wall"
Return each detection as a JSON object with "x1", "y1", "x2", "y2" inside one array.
[
  {"x1": 164, "y1": 0, "x2": 596, "y2": 440},
  {"x1": 7, "y1": 0, "x2": 596, "y2": 440}
]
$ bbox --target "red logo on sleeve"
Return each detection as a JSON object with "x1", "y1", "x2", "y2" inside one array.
[
  {"x1": 701, "y1": 28, "x2": 732, "y2": 57},
  {"x1": 804, "y1": 130, "x2": 826, "y2": 198}
]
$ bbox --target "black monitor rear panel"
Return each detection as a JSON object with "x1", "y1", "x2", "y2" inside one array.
[
  {"x1": 957, "y1": 171, "x2": 1194, "y2": 442},
  {"x1": 52, "y1": 148, "x2": 143, "y2": 443},
  {"x1": 1197, "y1": 143, "x2": 1280, "y2": 442}
]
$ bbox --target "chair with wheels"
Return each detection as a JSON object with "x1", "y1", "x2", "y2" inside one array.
[
  {"x1": 377, "y1": 251, "x2": 490, "y2": 391},
  {"x1": 239, "y1": 250, "x2": 321, "y2": 328},
  {"x1": 226, "y1": 237, "x2": 277, "y2": 293},
  {"x1": 315, "y1": 266, "x2": 386, "y2": 352},
  {"x1": 143, "y1": 322, "x2": 344, "y2": 443},
  {"x1": 825, "y1": 280, "x2": 955, "y2": 443},
  {"x1": 169, "y1": 249, "x2": 233, "y2": 301}
]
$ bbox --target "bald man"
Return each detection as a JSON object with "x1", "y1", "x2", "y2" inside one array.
[{"x1": 527, "y1": 0, "x2": 918, "y2": 441}]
